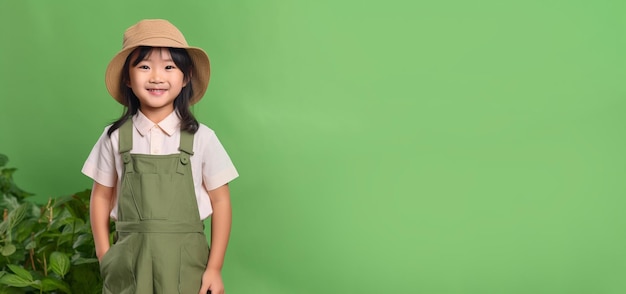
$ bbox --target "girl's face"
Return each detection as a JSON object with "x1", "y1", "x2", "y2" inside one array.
[{"x1": 127, "y1": 48, "x2": 187, "y2": 117}]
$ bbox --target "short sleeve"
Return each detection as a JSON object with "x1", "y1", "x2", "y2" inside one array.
[
  {"x1": 81, "y1": 127, "x2": 118, "y2": 187},
  {"x1": 200, "y1": 128, "x2": 239, "y2": 191}
]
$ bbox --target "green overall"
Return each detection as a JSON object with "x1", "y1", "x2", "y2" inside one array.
[{"x1": 99, "y1": 120, "x2": 209, "y2": 294}]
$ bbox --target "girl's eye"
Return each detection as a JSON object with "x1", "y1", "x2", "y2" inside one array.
[
  {"x1": 138, "y1": 65, "x2": 150, "y2": 70},
  {"x1": 165, "y1": 65, "x2": 176, "y2": 70}
]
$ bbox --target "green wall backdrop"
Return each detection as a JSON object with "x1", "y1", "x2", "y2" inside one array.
[{"x1": 1, "y1": 0, "x2": 626, "y2": 293}]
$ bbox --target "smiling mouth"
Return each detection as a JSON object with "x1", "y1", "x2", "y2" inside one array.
[{"x1": 147, "y1": 89, "x2": 167, "y2": 93}]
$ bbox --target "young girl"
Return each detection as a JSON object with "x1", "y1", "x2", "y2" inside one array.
[{"x1": 82, "y1": 19, "x2": 238, "y2": 294}]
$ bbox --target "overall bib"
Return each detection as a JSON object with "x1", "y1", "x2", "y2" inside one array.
[{"x1": 100, "y1": 120, "x2": 209, "y2": 294}]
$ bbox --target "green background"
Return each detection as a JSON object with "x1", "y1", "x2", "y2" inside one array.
[{"x1": 1, "y1": 0, "x2": 626, "y2": 293}]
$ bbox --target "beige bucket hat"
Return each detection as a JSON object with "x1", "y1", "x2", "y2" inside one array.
[{"x1": 105, "y1": 19, "x2": 210, "y2": 105}]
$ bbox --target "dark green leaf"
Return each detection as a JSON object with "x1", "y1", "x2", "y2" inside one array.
[
  {"x1": 0, "y1": 154, "x2": 8, "y2": 167},
  {"x1": 49, "y1": 252, "x2": 70, "y2": 277},
  {"x1": 29, "y1": 279, "x2": 41, "y2": 289},
  {"x1": 0, "y1": 283, "x2": 28, "y2": 294},
  {"x1": 61, "y1": 218, "x2": 85, "y2": 234},
  {"x1": 7, "y1": 203, "x2": 30, "y2": 229},
  {"x1": 1, "y1": 244, "x2": 15, "y2": 256},
  {"x1": 72, "y1": 234, "x2": 92, "y2": 249},
  {"x1": 48, "y1": 211, "x2": 72, "y2": 231},
  {"x1": 51, "y1": 196, "x2": 73, "y2": 208},
  {"x1": 1, "y1": 168, "x2": 16, "y2": 177},
  {"x1": 73, "y1": 189, "x2": 92, "y2": 201},
  {"x1": 14, "y1": 219, "x2": 37, "y2": 242},
  {"x1": 6, "y1": 265, "x2": 32, "y2": 281},
  {"x1": 56, "y1": 234, "x2": 74, "y2": 247},
  {"x1": 40, "y1": 277, "x2": 71, "y2": 293},
  {"x1": 24, "y1": 240, "x2": 36, "y2": 250},
  {"x1": 0, "y1": 284, "x2": 28, "y2": 294},
  {"x1": 0, "y1": 273, "x2": 32, "y2": 287},
  {"x1": 0, "y1": 221, "x2": 9, "y2": 235},
  {"x1": 36, "y1": 243, "x2": 55, "y2": 255},
  {"x1": 72, "y1": 257, "x2": 98, "y2": 265},
  {"x1": 0, "y1": 194, "x2": 20, "y2": 211}
]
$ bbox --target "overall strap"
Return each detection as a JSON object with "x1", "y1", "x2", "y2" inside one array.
[
  {"x1": 177, "y1": 130, "x2": 194, "y2": 174},
  {"x1": 118, "y1": 119, "x2": 134, "y2": 169},
  {"x1": 119, "y1": 119, "x2": 133, "y2": 154},
  {"x1": 178, "y1": 130, "x2": 194, "y2": 156}
]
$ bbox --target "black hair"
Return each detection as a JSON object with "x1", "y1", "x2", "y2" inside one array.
[{"x1": 107, "y1": 46, "x2": 199, "y2": 136}]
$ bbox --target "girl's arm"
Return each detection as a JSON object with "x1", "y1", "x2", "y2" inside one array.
[
  {"x1": 199, "y1": 184, "x2": 232, "y2": 294},
  {"x1": 90, "y1": 182, "x2": 115, "y2": 261}
]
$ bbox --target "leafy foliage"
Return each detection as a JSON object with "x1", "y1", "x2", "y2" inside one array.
[{"x1": 0, "y1": 154, "x2": 102, "y2": 293}]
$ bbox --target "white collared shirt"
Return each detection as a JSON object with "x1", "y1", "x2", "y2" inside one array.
[{"x1": 82, "y1": 111, "x2": 239, "y2": 220}]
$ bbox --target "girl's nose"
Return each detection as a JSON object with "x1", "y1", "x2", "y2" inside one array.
[{"x1": 149, "y1": 70, "x2": 164, "y2": 83}]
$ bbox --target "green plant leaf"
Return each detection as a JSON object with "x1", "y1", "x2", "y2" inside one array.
[
  {"x1": 72, "y1": 257, "x2": 98, "y2": 265},
  {"x1": 51, "y1": 196, "x2": 73, "y2": 208},
  {"x1": 0, "y1": 157, "x2": 101, "y2": 290},
  {"x1": 0, "y1": 154, "x2": 8, "y2": 167},
  {"x1": 61, "y1": 218, "x2": 85, "y2": 234},
  {"x1": 24, "y1": 240, "x2": 36, "y2": 250},
  {"x1": 14, "y1": 219, "x2": 37, "y2": 243},
  {"x1": 0, "y1": 283, "x2": 28, "y2": 294},
  {"x1": 40, "y1": 277, "x2": 71, "y2": 293},
  {"x1": 72, "y1": 234, "x2": 92, "y2": 249},
  {"x1": 0, "y1": 221, "x2": 8, "y2": 236},
  {"x1": 0, "y1": 194, "x2": 20, "y2": 212},
  {"x1": 0, "y1": 168, "x2": 33, "y2": 200},
  {"x1": 1, "y1": 244, "x2": 15, "y2": 256},
  {"x1": 29, "y1": 279, "x2": 41, "y2": 289},
  {"x1": 48, "y1": 210, "x2": 73, "y2": 231},
  {"x1": 0, "y1": 273, "x2": 32, "y2": 288},
  {"x1": 49, "y1": 252, "x2": 70, "y2": 277},
  {"x1": 7, "y1": 203, "x2": 30, "y2": 229},
  {"x1": 6, "y1": 265, "x2": 32, "y2": 281},
  {"x1": 36, "y1": 243, "x2": 55, "y2": 255},
  {"x1": 0, "y1": 284, "x2": 28, "y2": 294}
]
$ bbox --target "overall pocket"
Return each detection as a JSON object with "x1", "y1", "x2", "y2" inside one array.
[
  {"x1": 179, "y1": 234, "x2": 209, "y2": 293},
  {"x1": 100, "y1": 237, "x2": 136, "y2": 294},
  {"x1": 127, "y1": 173, "x2": 176, "y2": 220}
]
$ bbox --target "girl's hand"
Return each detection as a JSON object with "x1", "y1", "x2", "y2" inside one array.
[{"x1": 199, "y1": 268, "x2": 224, "y2": 294}]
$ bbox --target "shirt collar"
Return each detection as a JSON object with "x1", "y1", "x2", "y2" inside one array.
[{"x1": 132, "y1": 110, "x2": 181, "y2": 136}]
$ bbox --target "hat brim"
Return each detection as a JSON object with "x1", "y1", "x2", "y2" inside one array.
[{"x1": 105, "y1": 44, "x2": 210, "y2": 106}]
